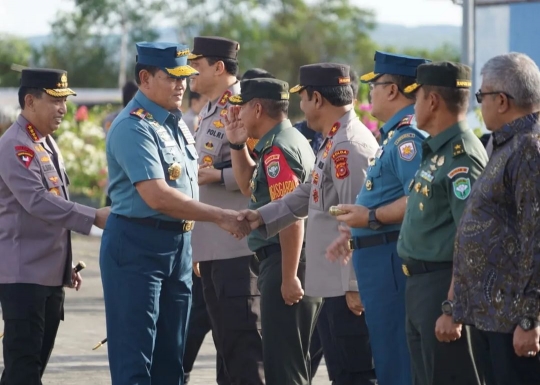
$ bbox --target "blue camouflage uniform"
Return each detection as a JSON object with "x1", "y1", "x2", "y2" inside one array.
[
  {"x1": 100, "y1": 42, "x2": 199, "y2": 385},
  {"x1": 350, "y1": 52, "x2": 429, "y2": 385}
]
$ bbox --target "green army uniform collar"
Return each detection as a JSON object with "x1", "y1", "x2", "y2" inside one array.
[
  {"x1": 423, "y1": 120, "x2": 469, "y2": 155},
  {"x1": 253, "y1": 119, "x2": 293, "y2": 156}
]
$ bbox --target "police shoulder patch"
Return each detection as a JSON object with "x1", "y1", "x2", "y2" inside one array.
[
  {"x1": 331, "y1": 149, "x2": 350, "y2": 179},
  {"x1": 15, "y1": 145, "x2": 35, "y2": 168}
]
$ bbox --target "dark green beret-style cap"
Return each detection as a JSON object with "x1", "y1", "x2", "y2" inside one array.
[
  {"x1": 229, "y1": 78, "x2": 290, "y2": 105},
  {"x1": 404, "y1": 61, "x2": 472, "y2": 94}
]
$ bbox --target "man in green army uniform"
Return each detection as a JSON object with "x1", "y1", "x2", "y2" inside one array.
[
  {"x1": 397, "y1": 62, "x2": 488, "y2": 385},
  {"x1": 224, "y1": 78, "x2": 322, "y2": 385}
]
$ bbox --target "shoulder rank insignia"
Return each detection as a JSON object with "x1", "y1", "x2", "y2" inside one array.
[
  {"x1": 452, "y1": 140, "x2": 465, "y2": 157},
  {"x1": 218, "y1": 90, "x2": 232, "y2": 106},
  {"x1": 396, "y1": 115, "x2": 414, "y2": 129},
  {"x1": 25, "y1": 124, "x2": 40, "y2": 142},
  {"x1": 130, "y1": 108, "x2": 149, "y2": 120},
  {"x1": 328, "y1": 122, "x2": 341, "y2": 138}
]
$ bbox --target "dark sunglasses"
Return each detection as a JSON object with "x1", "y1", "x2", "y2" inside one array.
[{"x1": 475, "y1": 90, "x2": 514, "y2": 104}]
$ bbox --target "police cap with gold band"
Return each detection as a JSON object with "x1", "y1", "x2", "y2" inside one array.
[
  {"x1": 229, "y1": 78, "x2": 290, "y2": 105},
  {"x1": 21, "y1": 68, "x2": 76, "y2": 98},
  {"x1": 403, "y1": 61, "x2": 472, "y2": 94},
  {"x1": 136, "y1": 42, "x2": 198, "y2": 78},
  {"x1": 290, "y1": 63, "x2": 351, "y2": 94},
  {"x1": 188, "y1": 36, "x2": 240, "y2": 60},
  {"x1": 360, "y1": 51, "x2": 429, "y2": 84}
]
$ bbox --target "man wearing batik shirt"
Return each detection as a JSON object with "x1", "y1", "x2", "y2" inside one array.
[{"x1": 452, "y1": 53, "x2": 540, "y2": 384}]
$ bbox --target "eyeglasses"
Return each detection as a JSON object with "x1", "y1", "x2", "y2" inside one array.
[
  {"x1": 475, "y1": 90, "x2": 514, "y2": 104},
  {"x1": 368, "y1": 81, "x2": 394, "y2": 91}
]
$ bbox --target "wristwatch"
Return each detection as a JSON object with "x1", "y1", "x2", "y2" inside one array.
[
  {"x1": 368, "y1": 209, "x2": 382, "y2": 230},
  {"x1": 229, "y1": 142, "x2": 246, "y2": 150},
  {"x1": 519, "y1": 317, "x2": 540, "y2": 331},
  {"x1": 441, "y1": 299, "x2": 454, "y2": 316}
]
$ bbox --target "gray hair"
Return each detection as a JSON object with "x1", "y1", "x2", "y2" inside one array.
[{"x1": 481, "y1": 52, "x2": 540, "y2": 109}]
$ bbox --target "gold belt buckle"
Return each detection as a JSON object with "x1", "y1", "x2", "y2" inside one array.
[
  {"x1": 183, "y1": 221, "x2": 195, "y2": 232},
  {"x1": 402, "y1": 264, "x2": 410, "y2": 277},
  {"x1": 347, "y1": 239, "x2": 354, "y2": 251}
]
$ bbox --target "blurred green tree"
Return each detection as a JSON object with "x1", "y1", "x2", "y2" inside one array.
[{"x1": 0, "y1": 34, "x2": 32, "y2": 87}]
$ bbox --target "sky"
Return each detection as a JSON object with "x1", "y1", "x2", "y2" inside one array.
[{"x1": 0, "y1": 0, "x2": 463, "y2": 38}]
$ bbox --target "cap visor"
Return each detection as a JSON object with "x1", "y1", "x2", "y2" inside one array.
[
  {"x1": 289, "y1": 84, "x2": 305, "y2": 93},
  {"x1": 43, "y1": 88, "x2": 77, "y2": 97},
  {"x1": 188, "y1": 53, "x2": 203, "y2": 60},
  {"x1": 403, "y1": 83, "x2": 421, "y2": 94},
  {"x1": 228, "y1": 95, "x2": 244, "y2": 105},
  {"x1": 359, "y1": 72, "x2": 380, "y2": 83},
  {"x1": 164, "y1": 65, "x2": 199, "y2": 78}
]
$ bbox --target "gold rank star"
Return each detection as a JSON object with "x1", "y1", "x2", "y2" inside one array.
[
  {"x1": 430, "y1": 164, "x2": 437, "y2": 171},
  {"x1": 419, "y1": 202, "x2": 424, "y2": 211},
  {"x1": 414, "y1": 182, "x2": 421, "y2": 193},
  {"x1": 421, "y1": 185, "x2": 430, "y2": 196},
  {"x1": 383, "y1": 139, "x2": 388, "y2": 145},
  {"x1": 431, "y1": 155, "x2": 438, "y2": 163},
  {"x1": 388, "y1": 130, "x2": 395, "y2": 139}
]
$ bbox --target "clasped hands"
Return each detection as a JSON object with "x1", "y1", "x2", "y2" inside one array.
[{"x1": 221, "y1": 209, "x2": 263, "y2": 239}]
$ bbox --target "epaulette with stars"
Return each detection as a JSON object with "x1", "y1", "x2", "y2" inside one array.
[{"x1": 452, "y1": 139, "x2": 465, "y2": 157}]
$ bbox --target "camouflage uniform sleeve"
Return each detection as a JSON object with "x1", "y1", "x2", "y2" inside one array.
[
  {"x1": 390, "y1": 128, "x2": 424, "y2": 195},
  {"x1": 330, "y1": 140, "x2": 371, "y2": 292},
  {"x1": 0, "y1": 138, "x2": 96, "y2": 234}
]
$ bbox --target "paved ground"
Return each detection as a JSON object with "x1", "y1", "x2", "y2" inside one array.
[{"x1": 0, "y1": 234, "x2": 330, "y2": 384}]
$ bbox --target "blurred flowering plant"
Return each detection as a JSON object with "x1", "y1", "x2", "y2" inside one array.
[
  {"x1": 54, "y1": 101, "x2": 116, "y2": 203},
  {"x1": 355, "y1": 83, "x2": 383, "y2": 141}
]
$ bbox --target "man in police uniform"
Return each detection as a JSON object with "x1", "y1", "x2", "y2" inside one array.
[
  {"x1": 398, "y1": 62, "x2": 488, "y2": 385},
  {"x1": 239, "y1": 64, "x2": 378, "y2": 385},
  {"x1": 101, "y1": 42, "x2": 250, "y2": 385},
  {"x1": 326, "y1": 52, "x2": 428, "y2": 385},
  {"x1": 0, "y1": 68, "x2": 110, "y2": 384},
  {"x1": 225, "y1": 78, "x2": 322, "y2": 385},
  {"x1": 188, "y1": 36, "x2": 264, "y2": 384}
]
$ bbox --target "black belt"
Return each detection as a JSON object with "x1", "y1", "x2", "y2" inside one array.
[
  {"x1": 255, "y1": 244, "x2": 282, "y2": 262},
  {"x1": 348, "y1": 231, "x2": 400, "y2": 250},
  {"x1": 401, "y1": 260, "x2": 453, "y2": 277},
  {"x1": 254, "y1": 243, "x2": 306, "y2": 262},
  {"x1": 115, "y1": 214, "x2": 194, "y2": 232}
]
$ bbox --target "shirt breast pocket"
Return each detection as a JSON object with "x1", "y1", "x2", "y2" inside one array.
[
  {"x1": 43, "y1": 171, "x2": 65, "y2": 196},
  {"x1": 200, "y1": 134, "x2": 223, "y2": 159},
  {"x1": 161, "y1": 147, "x2": 187, "y2": 186}
]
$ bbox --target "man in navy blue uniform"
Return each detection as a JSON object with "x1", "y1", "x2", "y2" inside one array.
[
  {"x1": 327, "y1": 51, "x2": 429, "y2": 385},
  {"x1": 101, "y1": 42, "x2": 250, "y2": 385}
]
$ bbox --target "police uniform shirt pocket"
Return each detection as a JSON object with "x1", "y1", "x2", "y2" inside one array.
[
  {"x1": 200, "y1": 134, "x2": 223, "y2": 158},
  {"x1": 43, "y1": 171, "x2": 64, "y2": 196}
]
